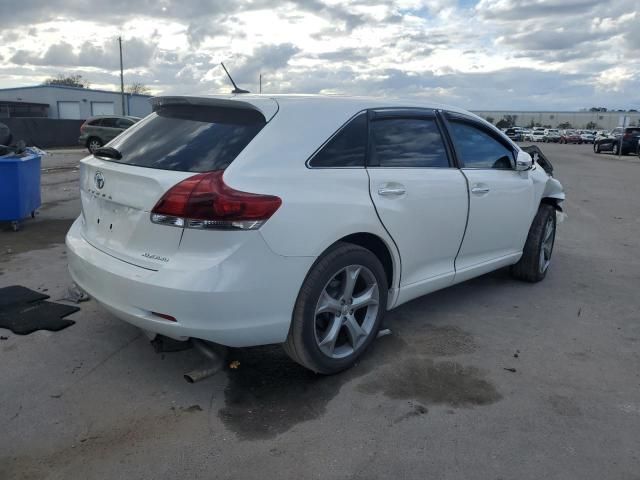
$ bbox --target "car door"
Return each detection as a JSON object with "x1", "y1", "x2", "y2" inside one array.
[
  {"x1": 100, "y1": 117, "x2": 123, "y2": 142},
  {"x1": 442, "y1": 112, "x2": 535, "y2": 281},
  {"x1": 116, "y1": 118, "x2": 134, "y2": 132},
  {"x1": 366, "y1": 109, "x2": 468, "y2": 304}
]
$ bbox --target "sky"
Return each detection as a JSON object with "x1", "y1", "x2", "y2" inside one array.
[{"x1": 0, "y1": 0, "x2": 638, "y2": 110}]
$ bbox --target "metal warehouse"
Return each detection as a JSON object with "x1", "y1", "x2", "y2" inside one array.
[
  {"x1": 0, "y1": 85, "x2": 152, "y2": 120},
  {"x1": 473, "y1": 110, "x2": 640, "y2": 130}
]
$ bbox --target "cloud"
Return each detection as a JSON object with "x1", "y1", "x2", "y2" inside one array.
[
  {"x1": 0, "y1": 0, "x2": 638, "y2": 110},
  {"x1": 10, "y1": 37, "x2": 157, "y2": 70},
  {"x1": 475, "y1": 0, "x2": 600, "y2": 20}
]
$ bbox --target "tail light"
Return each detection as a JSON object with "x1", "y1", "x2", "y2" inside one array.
[{"x1": 150, "y1": 171, "x2": 281, "y2": 231}]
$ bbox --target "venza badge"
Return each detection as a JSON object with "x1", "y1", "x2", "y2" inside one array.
[{"x1": 94, "y1": 171, "x2": 105, "y2": 190}]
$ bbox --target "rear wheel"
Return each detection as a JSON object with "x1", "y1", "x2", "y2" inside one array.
[
  {"x1": 87, "y1": 137, "x2": 102, "y2": 154},
  {"x1": 511, "y1": 204, "x2": 556, "y2": 283},
  {"x1": 594, "y1": 142, "x2": 600, "y2": 153},
  {"x1": 284, "y1": 243, "x2": 388, "y2": 374}
]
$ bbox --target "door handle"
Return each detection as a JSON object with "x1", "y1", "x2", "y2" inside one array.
[
  {"x1": 378, "y1": 186, "x2": 406, "y2": 196},
  {"x1": 471, "y1": 186, "x2": 490, "y2": 195}
]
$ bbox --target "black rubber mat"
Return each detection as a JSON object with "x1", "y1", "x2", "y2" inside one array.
[
  {"x1": 0, "y1": 285, "x2": 79, "y2": 335},
  {"x1": 0, "y1": 285, "x2": 48, "y2": 308}
]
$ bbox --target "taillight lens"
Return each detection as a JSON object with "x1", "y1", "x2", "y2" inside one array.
[{"x1": 150, "y1": 171, "x2": 281, "y2": 231}]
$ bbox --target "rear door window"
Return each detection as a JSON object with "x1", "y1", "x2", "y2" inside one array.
[
  {"x1": 370, "y1": 117, "x2": 450, "y2": 168},
  {"x1": 107, "y1": 105, "x2": 266, "y2": 172},
  {"x1": 309, "y1": 113, "x2": 367, "y2": 167},
  {"x1": 101, "y1": 118, "x2": 119, "y2": 128},
  {"x1": 116, "y1": 118, "x2": 134, "y2": 128}
]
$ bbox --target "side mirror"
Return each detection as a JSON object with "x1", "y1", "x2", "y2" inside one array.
[{"x1": 516, "y1": 151, "x2": 533, "y2": 171}]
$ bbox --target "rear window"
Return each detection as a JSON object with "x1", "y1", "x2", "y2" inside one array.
[
  {"x1": 106, "y1": 105, "x2": 266, "y2": 172},
  {"x1": 625, "y1": 128, "x2": 640, "y2": 134}
]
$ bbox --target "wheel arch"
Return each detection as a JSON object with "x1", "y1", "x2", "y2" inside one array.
[
  {"x1": 541, "y1": 196, "x2": 563, "y2": 212},
  {"x1": 339, "y1": 233, "x2": 396, "y2": 289}
]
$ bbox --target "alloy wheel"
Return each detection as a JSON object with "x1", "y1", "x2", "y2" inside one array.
[
  {"x1": 314, "y1": 264, "x2": 379, "y2": 359},
  {"x1": 88, "y1": 139, "x2": 101, "y2": 153},
  {"x1": 539, "y1": 216, "x2": 555, "y2": 274}
]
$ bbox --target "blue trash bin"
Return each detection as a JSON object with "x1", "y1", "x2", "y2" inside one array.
[{"x1": 0, "y1": 152, "x2": 42, "y2": 231}]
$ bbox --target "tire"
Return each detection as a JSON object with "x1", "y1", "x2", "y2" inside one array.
[
  {"x1": 510, "y1": 204, "x2": 556, "y2": 283},
  {"x1": 284, "y1": 242, "x2": 388, "y2": 374},
  {"x1": 594, "y1": 143, "x2": 600, "y2": 153},
  {"x1": 612, "y1": 143, "x2": 619, "y2": 155},
  {"x1": 87, "y1": 137, "x2": 102, "y2": 154}
]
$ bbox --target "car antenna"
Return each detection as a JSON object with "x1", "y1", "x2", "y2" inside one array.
[{"x1": 220, "y1": 62, "x2": 250, "y2": 94}]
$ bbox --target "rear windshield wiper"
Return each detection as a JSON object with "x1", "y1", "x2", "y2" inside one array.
[{"x1": 93, "y1": 146, "x2": 122, "y2": 160}]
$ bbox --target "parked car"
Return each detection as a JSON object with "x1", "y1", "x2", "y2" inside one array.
[
  {"x1": 530, "y1": 130, "x2": 546, "y2": 142},
  {"x1": 577, "y1": 130, "x2": 596, "y2": 143},
  {"x1": 593, "y1": 127, "x2": 640, "y2": 155},
  {"x1": 66, "y1": 95, "x2": 565, "y2": 374},
  {"x1": 79, "y1": 115, "x2": 141, "y2": 153},
  {"x1": 524, "y1": 128, "x2": 545, "y2": 142},
  {"x1": 543, "y1": 129, "x2": 561, "y2": 142},
  {"x1": 559, "y1": 130, "x2": 582, "y2": 144},
  {"x1": 0, "y1": 122, "x2": 11, "y2": 146},
  {"x1": 505, "y1": 127, "x2": 523, "y2": 142}
]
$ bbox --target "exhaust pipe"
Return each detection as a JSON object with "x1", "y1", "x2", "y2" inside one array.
[{"x1": 184, "y1": 339, "x2": 227, "y2": 384}]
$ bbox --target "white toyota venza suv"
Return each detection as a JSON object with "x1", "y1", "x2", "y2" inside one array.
[{"x1": 66, "y1": 95, "x2": 565, "y2": 374}]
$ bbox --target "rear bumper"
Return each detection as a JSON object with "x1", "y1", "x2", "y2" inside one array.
[{"x1": 66, "y1": 217, "x2": 315, "y2": 347}]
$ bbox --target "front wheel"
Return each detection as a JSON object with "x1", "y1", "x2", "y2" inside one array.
[
  {"x1": 594, "y1": 143, "x2": 600, "y2": 153},
  {"x1": 511, "y1": 204, "x2": 556, "y2": 283},
  {"x1": 612, "y1": 143, "x2": 619, "y2": 155},
  {"x1": 284, "y1": 243, "x2": 388, "y2": 374}
]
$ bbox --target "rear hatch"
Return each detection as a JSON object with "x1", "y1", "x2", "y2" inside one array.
[{"x1": 78, "y1": 97, "x2": 277, "y2": 269}]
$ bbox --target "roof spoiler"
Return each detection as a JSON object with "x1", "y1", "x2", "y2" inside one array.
[{"x1": 151, "y1": 96, "x2": 279, "y2": 121}]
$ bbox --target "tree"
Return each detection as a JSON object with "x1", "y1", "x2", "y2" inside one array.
[
  {"x1": 585, "y1": 121, "x2": 599, "y2": 130},
  {"x1": 495, "y1": 115, "x2": 517, "y2": 129},
  {"x1": 557, "y1": 122, "x2": 572, "y2": 129},
  {"x1": 126, "y1": 82, "x2": 151, "y2": 95},
  {"x1": 43, "y1": 74, "x2": 90, "y2": 88},
  {"x1": 504, "y1": 114, "x2": 518, "y2": 127},
  {"x1": 484, "y1": 116, "x2": 495, "y2": 124},
  {"x1": 588, "y1": 107, "x2": 607, "y2": 112}
]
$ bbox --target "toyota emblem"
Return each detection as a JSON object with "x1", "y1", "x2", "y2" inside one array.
[{"x1": 94, "y1": 171, "x2": 105, "y2": 190}]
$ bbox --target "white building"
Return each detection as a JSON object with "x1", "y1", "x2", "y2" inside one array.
[
  {"x1": 472, "y1": 110, "x2": 640, "y2": 130},
  {"x1": 0, "y1": 85, "x2": 152, "y2": 119}
]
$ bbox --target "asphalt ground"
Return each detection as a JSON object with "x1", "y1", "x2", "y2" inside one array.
[{"x1": 1, "y1": 143, "x2": 639, "y2": 479}]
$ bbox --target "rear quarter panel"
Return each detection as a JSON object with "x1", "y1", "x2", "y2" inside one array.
[{"x1": 222, "y1": 101, "x2": 401, "y2": 287}]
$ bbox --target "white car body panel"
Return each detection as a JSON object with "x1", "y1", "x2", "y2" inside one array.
[
  {"x1": 455, "y1": 169, "x2": 534, "y2": 272},
  {"x1": 66, "y1": 94, "x2": 564, "y2": 348},
  {"x1": 367, "y1": 168, "x2": 467, "y2": 293}
]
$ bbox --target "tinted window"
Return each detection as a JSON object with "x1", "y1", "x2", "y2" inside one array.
[
  {"x1": 88, "y1": 118, "x2": 103, "y2": 126},
  {"x1": 107, "y1": 105, "x2": 266, "y2": 172},
  {"x1": 101, "y1": 117, "x2": 119, "y2": 128},
  {"x1": 116, "y1": 118, "x2": 134, "y2": 128},
  {"x1": 310, "y1": 113, "x2": 366, "y2": 167},
  {"x1": 370, "y1": 118, "x2": 449, "y2": 168},
  {"x1": 448, "y1": 120, "x2": 514, "y2": 169}
]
